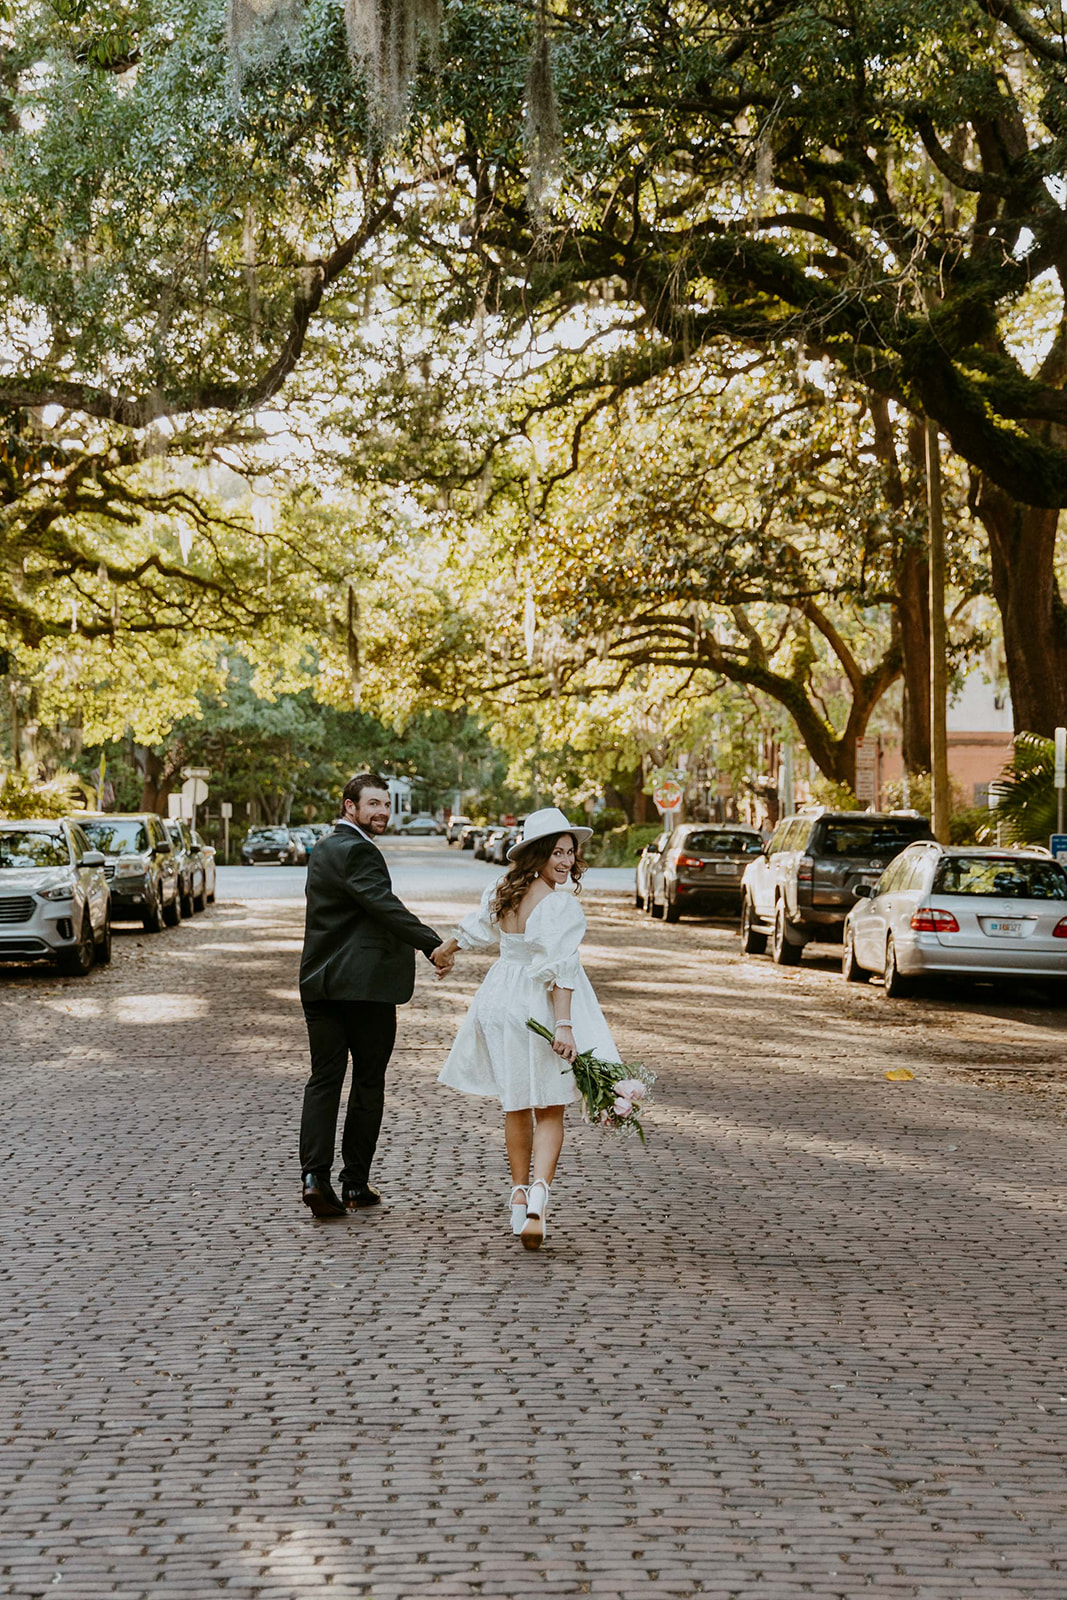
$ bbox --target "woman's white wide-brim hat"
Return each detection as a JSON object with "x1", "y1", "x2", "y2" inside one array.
[{"x1": 506, "y1": 806, "x2": 593, "y2": 861}]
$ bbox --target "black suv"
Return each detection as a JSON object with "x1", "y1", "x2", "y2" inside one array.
[
  {"x1": 78, "y1": 813, "x2": 183, "y2": 931},
  {"x1": 740, "y1": 810, "x2": 934, "y2": 964}
]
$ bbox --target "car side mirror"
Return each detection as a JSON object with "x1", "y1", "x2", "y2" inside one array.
[
  {"x1": 81, "y1": 850, "x2": 105, "y2": 868},
  {"x1": 853, "y1": 882, "x2": 875, "y2": 898}
]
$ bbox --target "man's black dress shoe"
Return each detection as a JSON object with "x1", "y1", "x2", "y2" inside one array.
[
  {"x1": 301, "y1": 1172, "x2": 347, "y2": 1217},
  {"x1": 342, "y1": 1183, "x2": 381, "y2": 1209}
]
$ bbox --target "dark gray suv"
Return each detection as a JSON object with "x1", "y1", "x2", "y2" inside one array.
[
  {"x1": 740, "y1": 810, "x2": 934, "y2": 965},
  {"x1": 79, "y1": 814, "x2": 182, "y2": 932}
]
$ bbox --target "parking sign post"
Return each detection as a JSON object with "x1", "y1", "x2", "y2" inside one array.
[{"x1": 1055, "y1": 727, "x2": 1066, "y2": 835}]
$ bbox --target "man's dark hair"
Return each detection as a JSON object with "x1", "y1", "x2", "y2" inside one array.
[{"x1": 340, "y1": 772, "x2": 389, "y2": 815}]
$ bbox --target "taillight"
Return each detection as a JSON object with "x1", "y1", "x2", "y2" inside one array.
[
  {"x1": 1053, "y1": 919, "x2": 1067, "y2": 939},
  {"x1": 797, "y1": 856, "x2": 814, "y2": 883},
  {"x1": 676, "y1": 854, "x2": 703, "y2": 870},
  {"x1": 910, "y1": 908, "x2": 960, "y2": 933}
]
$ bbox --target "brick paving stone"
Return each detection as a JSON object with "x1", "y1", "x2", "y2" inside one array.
[{"x1": 2, "y1": 884, "x2": 1067, "y2": 1599}]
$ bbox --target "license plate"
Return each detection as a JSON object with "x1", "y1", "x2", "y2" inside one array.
[
  {"x1": 985, "y1": 919, "x2": 1023, "y2": 937},
  {"x1": 714, "y1": 863, "x2": 736, "y2": 875}
]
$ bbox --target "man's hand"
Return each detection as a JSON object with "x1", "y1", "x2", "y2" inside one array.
[{"x1": 431, "y1": 941, "x2": 457, "y2": 978}]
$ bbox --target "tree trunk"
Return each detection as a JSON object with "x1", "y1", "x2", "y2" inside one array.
[
  {"x1": 974, "y1": 477, "x2": 1067, "y2": 734},
  {"x1": 895, "y1": 542, "x2": 931, "y2": 773}
]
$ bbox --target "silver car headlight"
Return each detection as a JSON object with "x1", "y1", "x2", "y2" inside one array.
[{"x1": 41, "y1": 880, "x2": 76, "y2": 901}]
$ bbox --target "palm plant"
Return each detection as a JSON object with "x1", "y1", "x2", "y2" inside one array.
[
  {"x1": 991, "y1": 734, "x2": 1057, "y2": 844},
  {"x1": 0, "y1": 769, "x2": 87, "y2": 820}
]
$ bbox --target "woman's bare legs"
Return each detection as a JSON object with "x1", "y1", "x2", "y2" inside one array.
[
  {"x1": 505, "y1": 1109, "x2": 534, "y2": 1188},
  {"x1": 504, "y1": 1104, "x2": 565, "y2": 1190},
  {"x1": 531, "y1": 1105, "x2": 565, "y2": 1187}
]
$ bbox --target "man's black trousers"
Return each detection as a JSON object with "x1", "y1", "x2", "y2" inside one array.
[{"x1": 299, "y1": 999, "x2": 398, "y2": 1184}]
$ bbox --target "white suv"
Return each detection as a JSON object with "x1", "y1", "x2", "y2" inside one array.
[{"x1": 0, "y1": 818, "x2": 111, "y2": 974}]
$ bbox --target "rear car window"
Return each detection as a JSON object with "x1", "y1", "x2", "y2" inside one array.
[
  {"x1": 933, "y1": 857, "x2": 1067, "y2": 899},
  {"x1": 683, "y1": 831, "x2": 762, "y2": 855},
  {"x1": 0, "y1": 830, "x2": 70, "y2": 868},
  {"x1": 81, "y1": 820, "x2": 148, "y2": 854},
  {"x1": 815, "y1": 818, "x2": 930, "y2": 859}
]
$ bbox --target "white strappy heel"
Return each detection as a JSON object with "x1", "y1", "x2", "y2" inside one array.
[
  {"x1": 509, "y1": 1185, "x2": 528, "y2": 1235},
  {"x1": 520, "y1": 1179, "x2": 550, "y2": 1250}
]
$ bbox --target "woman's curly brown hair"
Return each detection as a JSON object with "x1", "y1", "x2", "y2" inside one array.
[{"x1": 492, "y1": 832, "x2": 586, "y2": 922}]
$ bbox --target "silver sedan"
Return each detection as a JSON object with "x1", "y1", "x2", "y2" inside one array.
[{"x1": 842, "y1": 842, "x2": 1067, "y2": 997}]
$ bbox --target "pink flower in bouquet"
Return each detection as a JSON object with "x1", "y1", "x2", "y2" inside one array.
[
  {"x1": 612, "y1": 1095, "x2": 634, "y2": 1117},
  {"x1": 614, "y1": 1078, "x2": 646, "y2": 1101}
]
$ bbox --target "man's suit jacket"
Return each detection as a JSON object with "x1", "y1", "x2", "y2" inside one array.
[{"x1": 299, "y1": 825, "x2": 442, "y2": 1005}]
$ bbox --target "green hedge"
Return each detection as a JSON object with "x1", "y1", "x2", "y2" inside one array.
[{"x1": 585, "y1": 823, "x2": 662, "y2": 867}]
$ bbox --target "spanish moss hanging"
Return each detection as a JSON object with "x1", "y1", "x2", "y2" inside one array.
[
  {"x1": 345, "y1": 0, "x2": 440, "y2": 138},
  {"x1": 525, "y1": 0, "x2": 560, "y2": 228},
  {"x1": 227, "y1": 0, "x2": 304, "y2": 89}
]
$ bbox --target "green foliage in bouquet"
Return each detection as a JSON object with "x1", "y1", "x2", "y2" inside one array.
[{"x1": 526, "y1": 1018, "x2": 655, "y2": 1142}]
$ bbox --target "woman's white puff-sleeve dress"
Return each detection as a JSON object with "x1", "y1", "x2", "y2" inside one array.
[{"x1": 437, "y1": 882, "x2": 620, "y2": 1111}]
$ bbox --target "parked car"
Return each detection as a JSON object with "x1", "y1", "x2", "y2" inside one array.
[
  {"x1": 241, "y1": 826, "x2": 305, "y2": 865},
  {"x1": 843, "y1": 844, "x2": 1067, "y2": 997},
  {"x1": 647, "y1": 823, "x2": 765, "y2": 921},
  {"x1": 165, "y1": 817, "x2": 206, "y2": 916},
  {"x1": 191, "y1": 828, "x2": 217, "y2": 904},
  {"x1": 292, "y1": 825, "x2": 321, "y2": 856},
  {"x1": 447, "y1": 815, "x2": 471, "y2": 845},
  {"x1": 473, "y1": 827, "x2": 496, "y2": 860},
  {"x1": 740, "y1": 809, "x2": 934, "y2": 965},
  {"x1": 460, "y1": 824, "x2": 487, "y2": 853},
  {"x1": 489, "y1": 825, "x2": 519, "y2": 865},
  {"x1": 401, "y1": 813, "x2": 446, "y2": 836},
  {"x1": 79, "y1": 813, "x2": 182, "y2": 931},
  {"x1": 635, "y1": 831, "x2": 671, "y2": 910},
  {"x1": 0, "y1": 818, "x2": 111, "y2": 975}
]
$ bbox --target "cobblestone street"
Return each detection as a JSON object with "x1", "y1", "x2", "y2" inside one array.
[{"x1": 3, "y1": 865, "x2": 1067, "y2": 1599}]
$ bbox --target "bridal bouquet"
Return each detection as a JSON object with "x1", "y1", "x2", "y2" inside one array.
[{"x1": 526, "y1": 1018, "x2": 656, "y2": 1142}]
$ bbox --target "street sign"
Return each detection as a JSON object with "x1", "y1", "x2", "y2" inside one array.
[
  {"x1": 220, "y1": 801, "x2": 233, "y2": 819},
  {"x1": 182, "y1": 766, "x2": 210, "y2": 780},
  {"x1": 654, "y1": 778, "x2": 683, "y2": 813},
  {"x1": 181, "y1": 776, "x2": 208, "y2": 808},
  {"x1": 855, "y1": 737, "x2": 879, "y2": 805},
  {"x1": 1051, "y1": 834, "x2": 1067, "y2": 864},
  {"x1": 167, "y1": 794, "x2": 182, "y2": 819}
]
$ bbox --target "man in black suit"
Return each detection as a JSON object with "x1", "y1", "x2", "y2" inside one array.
[{"x1": 298, "y1": 772, "x2": 453, "y2": 1216}]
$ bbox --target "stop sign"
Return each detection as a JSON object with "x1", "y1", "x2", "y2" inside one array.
[{"x1": 654, "y1": 779, "x2": 683, "y2": 812}]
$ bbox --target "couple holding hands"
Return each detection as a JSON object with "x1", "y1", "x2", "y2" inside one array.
[{"x1": 297, "y1": 773, "x2": 620, "y2": 1249}]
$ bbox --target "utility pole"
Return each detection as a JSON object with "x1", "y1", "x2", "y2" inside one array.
[{"x1": 926, "y1": 419, "x2": 950, "y2": 843}]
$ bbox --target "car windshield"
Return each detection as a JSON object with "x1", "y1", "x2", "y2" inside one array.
[
  {"x1": 81, "y1": 820, "x2": 148, "y2": 854},
  {"x1": 682, "y1": 831, "x2": 762, "y2": 855},
  {"x1": 817, "y1": 819, "x2": 930, "y2": 859},
  {"x1": 934, "y1": 856, "x2": 1067, "y2": 900},
  {"x1": 0, "y1": 830, "x2": 69, "y2": 869},
  {"x1": 251, "y1": 829, "x2": 288, "y2": 842}
]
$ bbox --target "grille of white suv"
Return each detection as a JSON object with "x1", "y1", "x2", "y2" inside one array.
[{"x1": 0, "y1": 896, "x2": 35, "y2": 922}]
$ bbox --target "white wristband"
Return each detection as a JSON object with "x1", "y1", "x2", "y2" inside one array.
[{"x1": 554, "y1": 1022, "x2": 573, "y2": 1035}]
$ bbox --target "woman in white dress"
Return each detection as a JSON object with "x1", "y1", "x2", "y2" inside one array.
[{"x1": 435, "y1": 807, "x2": 620, "y2": 1249}]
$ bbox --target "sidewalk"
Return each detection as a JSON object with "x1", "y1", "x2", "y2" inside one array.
[{"x1": 2, "y1": 890, "x2": 1066, "y2": 1598}]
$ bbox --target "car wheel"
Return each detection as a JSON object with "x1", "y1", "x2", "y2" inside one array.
[
  {"x1": 634, "y1": 886, "x2": 644, "y2": 910},
  {"x1": 664, "y1": 891, "x2": 681, "y2": 923},
  {"x1": 95, "y1": 914, "x2": 112, "y2": 966},
  {"x1": 180, "y1": 882, "x2": 194, "y2": 918},
  {"x1": 207, "y1": 878, "x2": 215, "y2": 904},
  {"x1": 163, "y1": 889, "x2": 182, "y2": 927},
  {"x1": 59, "y1": 913, "x2": 95, "y2": 977},
  {"x1": 142, "y1": 889, "x2": 166, "y2": 933},
  {"x1": 649, "y1": 886, "x2": 664, "y2": 919},
  {"x1": 842, "y1": 926, "x2": 869, "y2": 983},
  {"x1": 193, "y1": 881, "x2": 206, "y2": 912},
  {"x1": 882, "y1": 936, "x2": 915, "y2": 999},
  {"x1": 772, "y1": 902, "x2": 803, "y2": 966},
  {"x1": 740, "y1": 894, "x2": 767, "y2": 955}
]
